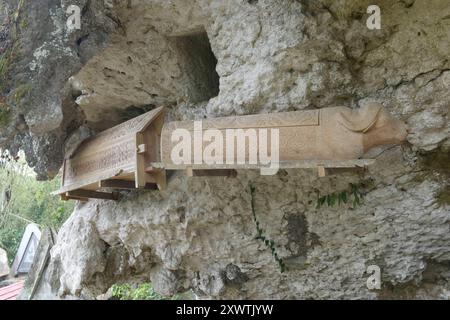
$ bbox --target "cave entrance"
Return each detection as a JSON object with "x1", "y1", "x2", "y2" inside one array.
[
  {"x1": 118, "y1": 30, "x2": 220, "y2": 123},
  {"x1": 168, "y1": 30, "x2": 220, "y2": 103}
]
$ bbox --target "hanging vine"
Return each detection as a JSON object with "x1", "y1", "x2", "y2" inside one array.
[{"x1": 249, "y1": 184, "x2": 287, "y2": 273}]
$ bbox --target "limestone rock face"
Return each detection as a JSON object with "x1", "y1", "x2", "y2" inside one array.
[
  {"x1": 0, "y1": 0, "x2": 118, "y2": 179},
  {"x1": 1, "y1": 0, "x2": 449, "y2": 299}
]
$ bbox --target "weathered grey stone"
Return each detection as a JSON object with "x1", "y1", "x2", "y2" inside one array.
[{"x1": 0, "y1": 0, "x2": 118, "y2": 179}]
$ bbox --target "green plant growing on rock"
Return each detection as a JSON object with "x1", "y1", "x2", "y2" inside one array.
[
  {"x1": 316, "y1": 183, "x2": 365, "y2": 209},
  {"x1": 436, "y1": 185, "x2": 450, "y2": 207},
  {"x1": 249, "y1": 184, "x2": 287, "y2": 273},
  {"x1": 13, "y1": 84, "x2": 31, "y2": 107},
  {"x1": 0, "y1": 0, "x2": 25, "y2": 93},
  {"x1": 111, "y1": 283, "x2": 190, "y2": 300},
  {"x1": 0, "y1": 102, "x2": 11, "y2": 127},
  {"x1": 0, "y1": 43, "x2": 21, "y2": 92}
]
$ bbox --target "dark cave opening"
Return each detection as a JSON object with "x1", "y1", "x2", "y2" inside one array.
[{"x1": 169, "y1": 30, "x2": 220, "y2": 103}]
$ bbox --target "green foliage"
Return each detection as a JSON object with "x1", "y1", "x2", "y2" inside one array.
[
  {"x1": 111, "y1": 283, "x2": 191, "y2": 300},
  {"x1": 249, "y1": 184, "x2": 287, "y2": 273},
  {"x1": 0, "y1": 103, "x2": 11, "y2": 127},
  {"x1": 13, "y1": 0, "x2": 26, "y2": 22},
  {"x1": 316, "y1": 183, "x2": 365, "y2": 209},
  {"x1": 0, "y1": 225, "x2": 24, "y2": 265},
  {"x1": 436, "y1": 185, "x2": 450, "y2": 207},
  {"x1": 0, "y1": 43, "x2": 21, "y2": 92},
  {"x1": 13, "y1": 84, "x2": 31, "y2": 106},
  {"x1": 19, "y1": 18, "x2": 28, "y2": 30},
  {"x1": 0, "y1": 0, "x2": 25, "y2": 93},
  {"x1": 0, "y1": 154, "x2": 74, "y2": 263}
]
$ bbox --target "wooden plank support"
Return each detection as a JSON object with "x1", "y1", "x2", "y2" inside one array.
[
  {"x1": 63, "y1": 196, "x2": 89, "y2": 202},
  {"x1": 154, "y1": 170, "x2": 167, "y2": 190},
  {"x1": 325, "y1": 167, "x2": 367, "y2": 176},
  {"x1": 317, "y1": 166, "x2": 326, "y2": 178},
  {"x1": 185, "y1": 167, "x2": 194, "y2": 177},
  {"x1": 153, "y1": 159, "x2": 376, "y2": 171},
  {"x1": 145, "y1": 166, "x2": 162, "y2": 173},
  {"x1": 188, "y1": 169, "x2": 237, "y2": 177},
  {"x1": 66, "y1": 189, "x2": 119, "y2": 201},
  {"x1": 99, "y1": 180, "x2": 158, "y2": 190},
  {"x1": 135, "y1": 132, "x2": 147, "y2": 189}
]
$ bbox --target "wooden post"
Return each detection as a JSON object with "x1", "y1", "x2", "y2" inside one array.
[
  {"x1": 185, "y1": 167, "x2": 194, "y2": 177},
  {"x1": 135, "y1": 132, "x2": 147, "y2": 188},
  {"x1": 317, "y1": 166, "x2": 326, "y2": 178}
]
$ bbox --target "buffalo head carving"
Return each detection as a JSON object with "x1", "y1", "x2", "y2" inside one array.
[{"x1": 338, "y1": 102, "x2": 408, "y2": 154}]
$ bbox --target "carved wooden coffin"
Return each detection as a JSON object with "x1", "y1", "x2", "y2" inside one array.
[
  {"x1": 54, "y1": 106, "x2": 166, "y2": 201},
  {"x1": 160, "y1": 103, "x2": 407, "y2": 170}
]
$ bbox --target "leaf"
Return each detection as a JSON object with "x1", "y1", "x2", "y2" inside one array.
[
  {"x1": 317, "y1": 196, "x2": 326, "y2": 209},
  {"x1": 340, "y1": 191, "x2": 348, "y2": 204},
  {"x1": 326, "y1": 195, "x2": 332, "y2": 207},
  {"x1": 330, "y1": 193, "x2": 337, "y2": 206}
]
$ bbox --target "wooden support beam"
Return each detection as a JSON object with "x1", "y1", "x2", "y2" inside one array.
[
  {"x1": 66, "y1": 189, "x2": 119, "y2": 201},
  {"x1": 99, "y1": 180, "x2": 158, "y2": 190},
  {"x1": 62, "y1": 195, "x2": 89, "y2": 202},
  {"x1": 317, "y1": 166, "x2": 326, "y2": 178},
  {"x1": 186, "y1": 169, "x2": 237, "y2": 177},
  {"x1": 99, "y1": 179, "x2": 136, "y2": 189},
  {"x1": 153, "y1": 159, "x2": 376, "y2": 171},
  {"x1": 145, "y1": 166, "x2": 164, "y2": 173},
  {"x1": 154, "y1": 170, "x2": 167, "y2": 190},
  {"x1": 325, "y1": 167, "x2": 367, "y2": 176},
  {"x1": 185, "y1": 167, "x2": 194, "y2": 177},
  {"x1": 135, "y1": 132, "x2": 147, "y2": 189}
]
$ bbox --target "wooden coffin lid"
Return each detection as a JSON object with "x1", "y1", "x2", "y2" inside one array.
[{"x1": 161, "y1": 109, "x2": 319, "y2": 132}]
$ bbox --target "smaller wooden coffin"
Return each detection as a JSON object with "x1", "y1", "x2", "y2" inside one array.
[{"x1": 53, "y1": 107, "x2": 166, "y2": 201}]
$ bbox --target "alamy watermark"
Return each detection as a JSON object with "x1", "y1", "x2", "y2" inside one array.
[
  {"x1": 170, "y1": 121, "x2": 280, "y2": 175},
  {"x1": 366, "y1": 5, "x2": 381, "y2": 30},
  {"x1": 366, "y1": 265, "x2": 381, "y2": 290},
  {"x1": 65, "y1": 1, "x2": 113, "y2": 31},
  {"x1": 66, "y1": 5, "x2": 81, "y2": 31},
  {"x1": 66, "y1": 3, "x2": 382, "y2": 31}
]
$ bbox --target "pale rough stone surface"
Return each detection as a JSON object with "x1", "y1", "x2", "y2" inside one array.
[
  {"x1": 0, "y1": 0, "x2": 449, "y2": 299},
  {"x1": 0, "y1": 248, "x2": 9, "y2": 278}
]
